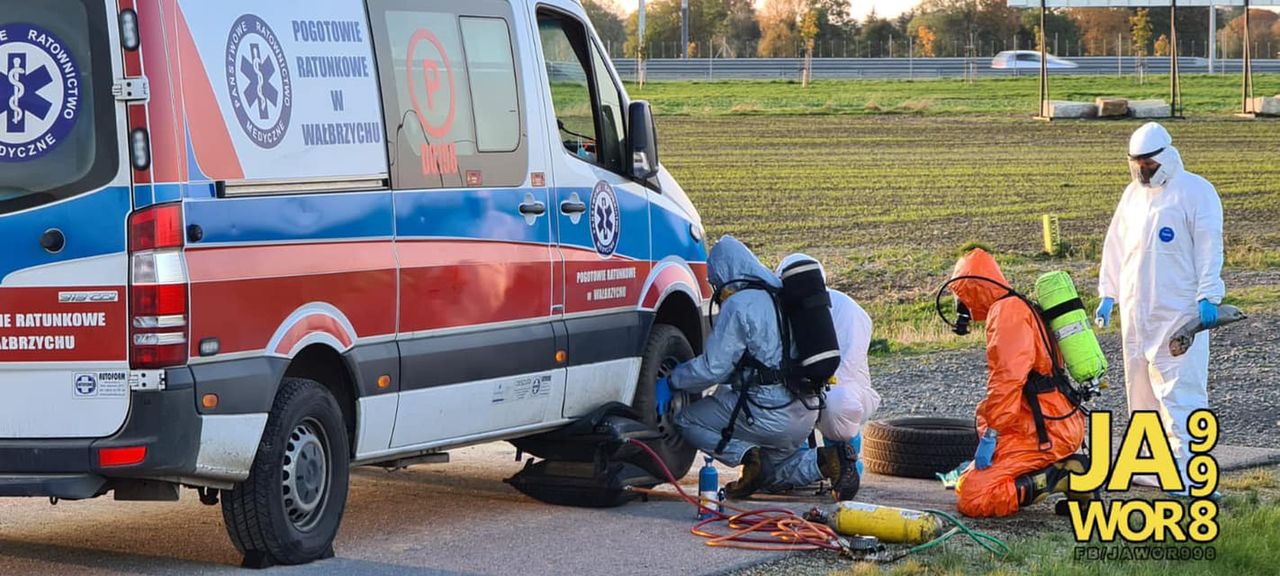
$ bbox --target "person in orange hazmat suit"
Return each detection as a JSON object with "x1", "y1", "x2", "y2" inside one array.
[{"x1": 945, "y1": 248, "x2": 1089, "y2": 518}]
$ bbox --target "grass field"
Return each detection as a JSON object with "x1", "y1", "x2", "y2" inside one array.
[
  {"x1": 627, "y1": 74, "x2": 1280, "y2": 117},
  {"x1": 642, "y1": 81, "x2": 1280, "y2": 351},
  {"x1": 823, "y1": 468, "x2": 1280, "y2": 576}
]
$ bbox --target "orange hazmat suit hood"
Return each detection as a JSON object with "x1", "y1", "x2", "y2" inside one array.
[{"x1": 949, "y1": 248, "x2": 1011, "y2": 322}]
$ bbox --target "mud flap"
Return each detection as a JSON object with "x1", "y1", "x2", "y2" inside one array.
[{"x1": 505, "y1": 402, "x2": 667, "y2": 508}]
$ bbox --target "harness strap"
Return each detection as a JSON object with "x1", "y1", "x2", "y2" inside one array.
[
  {"x1": 1024, "y1": 371, "x2": 1068, "y2": 451},
  {"x1": 1041, "y1": 297, "x2": 1085, "y2": 323},
  {"x1": 717, "y1": 390, "x2": 749, "y2": 455},
  {"x1": 1023, "y1": 384, "x2": 1053, "y2": 451},
  {"x1": 715, "y1": 352, "x2": 777, "y2": 454}
]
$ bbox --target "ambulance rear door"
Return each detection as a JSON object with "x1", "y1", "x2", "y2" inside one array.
[{"x1": 0, "y1": 0, "x2": 134, "y2": 439}]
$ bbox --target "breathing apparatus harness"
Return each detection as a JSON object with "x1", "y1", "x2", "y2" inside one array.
[
  {"x1": 934, "y1": 275, "x2": 1099, "y2": 451},
  {"x1": 709, "y1": 278, "x2": 828, "y2": 455}
]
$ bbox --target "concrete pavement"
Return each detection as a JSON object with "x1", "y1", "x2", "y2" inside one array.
[{"x1": 1, "y1": 442, "x2": 1276, "y2": 575}]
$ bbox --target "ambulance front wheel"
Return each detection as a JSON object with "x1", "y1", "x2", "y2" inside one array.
[
  {"x1": 634, "y1": 324, "x2": 699, "y2": 479},
  {"x1": 222, "y1": 378, "x2": 350, "y2": 567}
]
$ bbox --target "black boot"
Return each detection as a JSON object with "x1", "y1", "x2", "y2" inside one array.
[
  {"x1": 725, "y1": 447, "x2": 765, "y2": 499},
  {"x1": 818, "y1": 443, "x2": 860, "y2": 501},
  {"x1": 1016, "y1": 454, "x2": 1091, "y2": 507},
  {"x1": 1058, "y1": 454, "x2": 1094, "y2": 502}
]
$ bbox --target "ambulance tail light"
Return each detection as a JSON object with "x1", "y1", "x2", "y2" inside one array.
[{"x1": 129, "y1": 203, "x2": 189, "y2": 370}]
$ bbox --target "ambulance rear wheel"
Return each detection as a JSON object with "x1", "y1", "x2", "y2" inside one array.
[
  {"x1": 222, "y1": 378, "x2": 350, "y2": 567},
  {"x1": 634, "y1": 324, "x2": 698, "y2": 479}
]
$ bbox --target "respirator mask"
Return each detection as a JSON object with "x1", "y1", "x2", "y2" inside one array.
[
  {"x1": 953, "y1": 301, "x2": 972, "y2": 336},
  {"x1": 711, "y1": 285, "x2": 737, "y2": 306},
  {"x1": 934, "y1": 275, "x2": 1018, "y2": 337},
  {"x1": 1128, "y1": 149, "x2": 1169, "y2": 188}
]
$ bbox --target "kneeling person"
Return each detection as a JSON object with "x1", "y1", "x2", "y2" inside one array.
[
  {"x1": 665, "y1": 236, "x2": 859, "y2": 501},
  {"x1": 947, "y1": 248, "x2": 1087, "y2": 518},
  {"x1": 776, "y1": 254, "x2": 881, "y2": 476}
]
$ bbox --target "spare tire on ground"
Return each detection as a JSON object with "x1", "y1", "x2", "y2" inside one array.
[{"x1": 862, "y1": 417, "x2": 978, "y2": 479}]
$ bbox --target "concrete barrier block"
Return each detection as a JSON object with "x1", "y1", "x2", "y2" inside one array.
[
  {"x1": 1129, "y1": 100, "x2": 1171, "y2": 118},
  {"x1": 1048, "y1": 100, "x2": 1098, "y2": 119},
  {"x1": 1095, "y1": 97, "x2": 1129, "y2": 117},
  {"x1": 1250, "y1": 96, "x2": 1280, "y2": 116}
]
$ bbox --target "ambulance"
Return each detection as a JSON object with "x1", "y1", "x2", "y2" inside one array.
[{"x1": 0, "y1": 0, "x2": 709, "y2": 565}]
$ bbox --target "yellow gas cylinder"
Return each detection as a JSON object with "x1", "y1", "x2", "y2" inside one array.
[{"x1": 829, "y1": 502, "x2": 943, "y2": 545}]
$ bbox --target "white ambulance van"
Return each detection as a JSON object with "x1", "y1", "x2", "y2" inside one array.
[{"x1": 0, "y1": 0, "x2": 709, "y2": 565}]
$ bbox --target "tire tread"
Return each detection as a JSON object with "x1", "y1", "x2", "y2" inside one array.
[
  {"x1": 862, "y1": 417, "x2": 977, "y2": 480},
  {"x1": 221, "y1": 377, "x2": 348, "y2": 566}
]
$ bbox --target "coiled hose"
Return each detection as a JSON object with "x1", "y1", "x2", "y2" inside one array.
[{"x1": 625, "y1": 439, "x2": 1010, "y2": 561}]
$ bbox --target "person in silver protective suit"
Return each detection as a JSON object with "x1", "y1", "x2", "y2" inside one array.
[{"x1": 665, "y1": 236, "x2": 859, "y2": 501}]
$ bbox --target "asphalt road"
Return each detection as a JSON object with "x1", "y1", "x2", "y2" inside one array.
[
  {"x1": 0, "y1": 443, "x2": 780, "y2": 576},
  {"x1": 2, "y1": 441, "x2": 1276, "y2": 575}
]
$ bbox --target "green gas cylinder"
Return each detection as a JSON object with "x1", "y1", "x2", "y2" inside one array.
[{"x1": 1035, "y1": 271, "x2": 1107, "y2": 384}]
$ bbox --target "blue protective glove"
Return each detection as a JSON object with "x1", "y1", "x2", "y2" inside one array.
[
  {"x1": 1198, "y1": 299, "x2": 1219, "y2": 329},
  {"x1": 654, "y1": 377, "x2": 673, "y2": 417},
  {"x1": 1095, "y1": 297, "x2": 1115, "y2": 328},
  {"x1": 974, "y1": 429, "x2": 997, "y2": 470}
]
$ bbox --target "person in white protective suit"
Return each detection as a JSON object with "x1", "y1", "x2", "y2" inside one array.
[
  {"x1": 1096, "y1": 122, "x2": 1224, "y2": 493},
  {"x1": 776, "y1": 254, "x2": 881, "y2": 476},
  {"x1": 666, "y1": 236, "x2": 860, "y2": 501}
]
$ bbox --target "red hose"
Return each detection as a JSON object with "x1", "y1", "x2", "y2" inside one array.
[{"x1": 627, "y1": 439, "x2": 842, "y2": 552}]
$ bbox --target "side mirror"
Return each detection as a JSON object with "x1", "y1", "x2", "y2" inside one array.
[{"x1": 628, "y1": 100, "x2": 659, "y2": 181}]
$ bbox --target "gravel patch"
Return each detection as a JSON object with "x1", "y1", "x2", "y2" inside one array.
[
  {"x1": 873, "y1": 312, "x2": 1280, "y2": 449},
  {"x1": 724, "y1": 312, "x2": 1279, "y2": 575}
]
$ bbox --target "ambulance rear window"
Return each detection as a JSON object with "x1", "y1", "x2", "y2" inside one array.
[{"x1": 0, "y1": 0, "x2": 118, "y2": 215}]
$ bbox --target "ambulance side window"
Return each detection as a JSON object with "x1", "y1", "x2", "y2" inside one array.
[
  {"x1": 459, "y1": 17, "x2": 519, "y2": 153},
  {"x1": 536, "y1": 11, "x2": 626, "y2": 176},
  {"x1": 367, "y1": 0, "x2": 527, "y2": 190},
  {"x1": 537, "y1": 14, "x2": 597, "y2": 165},
  {"x1": 588, "y1": 41, "x2": 626, "y2": 175}
]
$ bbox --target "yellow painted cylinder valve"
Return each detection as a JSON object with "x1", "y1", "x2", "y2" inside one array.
[{"x1": 828, "y1": 501, "x2": 943, "y2": 545}]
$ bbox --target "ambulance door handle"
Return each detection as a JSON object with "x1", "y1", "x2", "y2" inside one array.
[
  {"x1": 518, "y1": 201, "x2": 546, "y2": 216},
  {"x1": 560, "y1": 201, "x2": 586, "y2": 214},
  {"x1": 518, "y1": 192, "x2": 546, "y2": 226},
  {"x1": 559, "y1": 192, "x2": 586, "y2": 225}
]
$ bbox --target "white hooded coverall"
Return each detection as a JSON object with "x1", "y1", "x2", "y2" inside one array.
[{"x1": 1099, "y1": 122, "x2": 1225, "y2": 489}]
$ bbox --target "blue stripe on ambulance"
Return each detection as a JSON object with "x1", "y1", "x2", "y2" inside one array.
[
  {"x1": 554, "y1": 186, "x2": 649, "y2": 259},
  {"x1": 0, "y1": 186, "x2": 130, "y2": 281},
  {"x1": 393, "y1": 188, "x2": 552, "y2": 245},
  {"x1": 172, "y1": 186, "x2": 702, "y2": 264},
  {"x1": 183, "y1": 191, "x2": 396, "y2": 244},
  {"x1": 648, "y1": 199, "x2": 706, "y2": 263}
]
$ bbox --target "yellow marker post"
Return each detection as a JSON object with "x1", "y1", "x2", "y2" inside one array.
[{"x1": 1042, "y1": 214, "x2": 1061, "y2": 256}]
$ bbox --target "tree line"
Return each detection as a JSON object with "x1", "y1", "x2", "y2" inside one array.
[{"x1": 585, "y1": 0, "x2": 1280, "y2": 60}]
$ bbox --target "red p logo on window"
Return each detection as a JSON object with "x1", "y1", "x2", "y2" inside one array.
[{"x1": 407, "y1": 28, "x2": 456, "y2": 140}]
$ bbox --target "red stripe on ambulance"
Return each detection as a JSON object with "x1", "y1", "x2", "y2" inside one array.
[
  {"x1": 272, "y1": 313, "x2": 355, "y2": 356},
  {"x1": 561, "y1": 247, "x2": 648, "y2": 314},
  {"x1": 398, "y1": 240, "x2": 553, "y2": 332},
  {"x1": 0, "y1": 287, "x2": 127, "y2": 362}
]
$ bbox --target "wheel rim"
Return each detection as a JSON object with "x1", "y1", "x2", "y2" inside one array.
[{"x1": 281, "y1": 417, "x2": 330, "y2": 532}]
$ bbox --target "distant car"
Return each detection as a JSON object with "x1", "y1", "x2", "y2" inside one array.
[{"x1": 992, "y1": 50, "x2": 1079, "y2": 70}]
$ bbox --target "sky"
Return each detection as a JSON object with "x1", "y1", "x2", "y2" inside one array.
[{"x1": 616, "y1": 0, "x2": 919, "y2": 22}]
